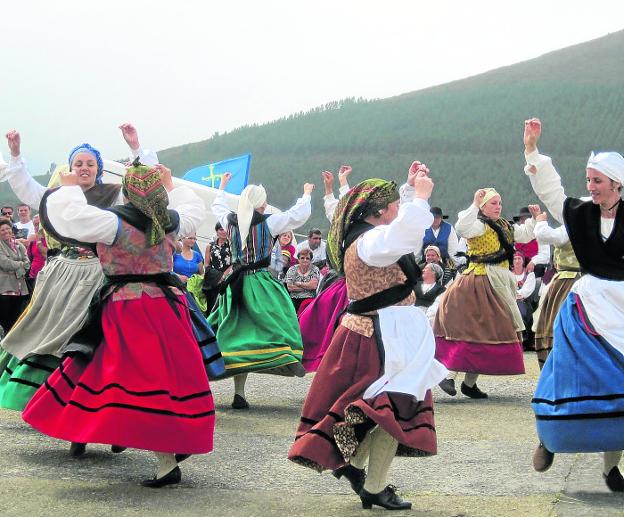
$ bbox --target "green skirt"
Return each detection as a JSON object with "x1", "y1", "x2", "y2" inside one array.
[
  {"x1": 0, "y1": 353, "x2": 60, "y2": 411},
  {"x1": 208, "y1": 271, "x2": 304, "y2": 377}
]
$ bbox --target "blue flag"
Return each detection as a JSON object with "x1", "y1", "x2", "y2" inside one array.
[{"x1": 182, "y1": 154, "x2": 251, "y2": 195}]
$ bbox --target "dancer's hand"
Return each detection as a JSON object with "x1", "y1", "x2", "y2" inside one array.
[
  {"x1": 119, "y1": 123, "x2": 140, "y2": 150},
  {"x1": 528, "y1": 204, "x2": 541, "y2": 219},
  {"x1": 153, "y1": 164, "x2": 174, "y2": 192},
  {"x1": 524, "y1": 118, "x2": 541, "y2": 153},
  {"x1": 407, "y1": 161, "x2": 429, "y2": 187},
  {"x1": 59, "y1": 169, "x2": 79, "y2": 187},
  {"x1": 6, "y1": 130, "x2": 20, "y2": 157},
  {"x1": 219, "y1": 172, "x2": 232, "y2": 191},
  {"x1": 412, "y1": 163, "x2": 433, "y2": 200},
  {"x1": 473, "y1": 189, "x2": 487, "y2": 208},
  {"x1": 303, "y1": 183, "x2": 315, "y2": 195},
  {"x1": 338, "y1": 165, "x2": 352, "y2": 186},
  {"x1": 321, "y1": 171, "x2": 334, "y2": 195},
  {"x1": 535, "y1": 212, "x2": 547, "y2": 222}
]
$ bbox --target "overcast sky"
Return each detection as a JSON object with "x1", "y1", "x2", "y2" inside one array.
[{"x1": 2, "y1": 0, "x2": 624, "y2": 173}]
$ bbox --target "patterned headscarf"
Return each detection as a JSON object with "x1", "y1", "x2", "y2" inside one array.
[
  {"x1": 327, "y1": 178, "x2": 399, "y2": 272},
  {"x1": 68, "y1": 143, "x2": 104, "y2": 184},
  {"x1": 122, "y1": 160, "x2": 171, "y2": 247}
]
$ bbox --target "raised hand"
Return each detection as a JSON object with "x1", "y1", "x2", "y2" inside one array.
[
  {"x1": 412, "y1": 165, "x2": 433, "y2": 200},
  {"x1": 528, "y1": 204, "x2": 542, "y2": 219},
  {"x1": 59, "y1": 169, "x2": 79, "y2": 187},
  {"x1": 407, "y1": 161, "x2": 430, "y2": 187},
  {"x1": 338, "y1": 165, "x2": 352, "y2": 186},
  {"x1": 6, "y1": 130, "x2": 21, "y2": 157},
  {"x1": 473, "y1": 189, "x2": 487, "y2": 208},
  {"x1": 321, "y1": 171, "x2": 334, "y2": 195},
  {"x1": 303, "y1": 183, "x2": 315, "y2": 195},
  {"x1": 524, "y1": 118, "x2": 541, "y2": 153},
  {"x1": 119, "y1": 123, "x2": 140, "y2": 150},
  {"x1": 535, "y1": 212, "x2": 547, "y2": 222},
  {"x1": 152, "y1": 164, "x2": 174, "y2": 192},
  {"x1": 219, "y1": 172, "x2": 232, "y2": 191}
]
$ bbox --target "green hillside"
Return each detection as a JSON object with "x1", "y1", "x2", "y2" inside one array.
[{"x1": 157, "y1": 30, "x2": 624, "y2": 230}]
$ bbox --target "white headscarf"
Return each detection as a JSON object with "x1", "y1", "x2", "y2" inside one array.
[
  {"x1": 237, "y1": 184, "x2": 267, "y2": 248},
  {"x1": 587, "y1": 151, "x2": 624, "y2": 185}
]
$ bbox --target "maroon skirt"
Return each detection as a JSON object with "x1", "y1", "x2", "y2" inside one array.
[
  {"x1": 288, "y1": 324, "x2": 437, "y2": 472},
  {"x1": 23, "y1": 294, "x2": 215, "y2": 454}
]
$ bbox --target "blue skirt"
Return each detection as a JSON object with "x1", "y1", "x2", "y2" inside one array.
[
  {"x1": 532, "y1": 294, "x2": 624, "y2": 452},
  {"x1": 184, "y1": 292, "x2": 226, "y2": 380}
]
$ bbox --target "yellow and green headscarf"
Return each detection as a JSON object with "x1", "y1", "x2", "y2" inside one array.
[
  {"x1": 327, "y1": 178, "x2": 399, "y2": 273},
  {"x1": 122, "y1": 160, "x2": 171, "y2": 247}
]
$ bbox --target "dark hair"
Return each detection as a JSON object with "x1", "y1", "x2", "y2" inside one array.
[
  {"x1": 0, "y1": 218, "x2": 13, "y2": 230},
  {"x1": 17, "y1": 203, "x2": 30, "y2": 210},
  {"x1": 308, "y1": 228, "x2": 322, "y2": 238},
  {"x1": 215, "y1": 222, "x2": 223, "y2": 232},
  {"x1": 1, "y1": 205, "x2": 13, "y2": 213}
]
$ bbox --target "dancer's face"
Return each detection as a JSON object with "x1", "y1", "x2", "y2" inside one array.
[
  {"x1": 379, "y1": 200, "x2": 400, "y2": 225},
  {"x1": 586, "y1": 168, "x2": 621, "y2": 205},
  {"x1": 481, "y1": 195, "x2": 502, "y2": 219},
  {"x1": 71, "y1": 152, "x2": 99, "y2": 189}
]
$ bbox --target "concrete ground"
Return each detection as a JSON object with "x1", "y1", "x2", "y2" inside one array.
[{"x1": 0, "y1": 352, "x2": 622, "y2": 517}]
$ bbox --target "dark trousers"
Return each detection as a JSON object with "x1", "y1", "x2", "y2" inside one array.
[{"x1": 0, "y1": 295, "x2": 28, "y2": 334}]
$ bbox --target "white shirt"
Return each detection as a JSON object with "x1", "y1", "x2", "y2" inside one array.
[
  {"x1": 45, "y1": 185, "x2": 204, "y2": 245},
  {"x1": 15, "y1": 219, "x2": 35, "y2": 237},
  {"x1": 296, "y1": 239, "x2": 327, "y2": 263},
  {"x1": 515, "y1": 271, "x2": 536, "y2": 299},
  {"x1": 455, "y1": 203, "x2": 535, "y2": 243},
  {"x1": 211, "y1": 190, "x2": 312, "y2": 238},
  {"x1": 323, "y1": 184, "x2": 350, "y2": 222},
  {"x1": 4, "y1": 146, "x2": 157, "y2": 210}
]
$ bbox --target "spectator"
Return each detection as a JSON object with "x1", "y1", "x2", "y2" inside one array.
[
  {"x1": 420, "y1": 245, "x2": 454, "y2": 285},
  {"x1": 26, "y1": 215, "x2": 47, "y2": 291},
  {"x1": 1, "y1": 206, "x2": 14, "y2": 221},
  {"x1": 286, "y1": 248, "x2": 320, "y2": 312},
  {"x1": 423, "y1": 206, "x2": 465, "y2": 268},
  {"x1": 513, "y1": 206, "x2": 551, "y2": 276},
  {"x1": 512, "y1": 250, "x2": 537, "y2": 349},
  {"x1": 202, "y1": 222, "x2": 232, "y2": 313},
  {"x1": 296, "y1": 228, "x2": 327, "y2": 269},
  {"x1": 173, "y1": 233, "x2": 204, "y2": 283},
  {"x1": 0, "y1": 218, "x2": 30, "y2": 332},
  {"x1": 15, "y1": 203, "x2": 35, "y2": 241},
  {"x1": 415, "y1": 263, "x2": 446, "y2": 309},
  {"x1": 279, "y1": 231, "x2": 297, "y2": 269}
]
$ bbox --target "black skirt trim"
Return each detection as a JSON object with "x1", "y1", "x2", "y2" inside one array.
[
  {"x1": 9, "y1": 378, "x2": 41, "y2": 389},
  {"x1": 21, "y1": 359, "x2": 56, "y2": 373},
  {"x1": 532, "y1": 393, "x2": 624, "y2": 405},
  {"x1": 44, "y1": 380, "x2": 215, "y2": 419},
  {"x1": 57, "y1": 362, "x2": 212, "y2": 402},
  {"x1": 535, "y1": 411, "x2": 624, "y2": 421}
]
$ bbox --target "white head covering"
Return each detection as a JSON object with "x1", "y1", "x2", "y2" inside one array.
[
  {"x1": 479, "y1": 187, "x2": 500, "y2": 209},
  {"x1": 237, "y1": 184, "x2": 267, "y2": 248},
  {"x1": 587, "y1": 151, "x2": 624, "y2": 184}
]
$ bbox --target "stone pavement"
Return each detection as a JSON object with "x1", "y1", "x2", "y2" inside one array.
[{"x1": 0, "y1": 353, "x2": 622, "y2": 516}]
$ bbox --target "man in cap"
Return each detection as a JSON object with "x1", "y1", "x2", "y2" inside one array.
[{"x1": 422, "y1": 206, "x2": 464, "y2": 268}]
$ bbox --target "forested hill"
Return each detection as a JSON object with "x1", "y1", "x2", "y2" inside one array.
[{"x1": 157, "y1": 30, "x2": 624, "y2": 230}]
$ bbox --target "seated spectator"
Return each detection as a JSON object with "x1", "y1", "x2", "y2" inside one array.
[
  {"x1": 0, "y1": 218, "x2": 30, "y2": 332},
  {"x1": 511, "y1": 250, "x2": 537, "y2": 349},
  {"x1": 173, "y1": 233, "x2": 204, "y2": 283},
  {"x1": 285, "y1": 248, "x2": 320, "y2": 312},
  {"x1": 295, "y1": 228, "x2": 327, "y2": 269},
  {"x1": 420, "y1": 245, "x2": 454, "y2": 285},
  {"x1": 415, "y1": 263, "x2": 446, "y2": 309},
  {"x1": 26, "y1": 214, "x2": 47, "y2": 291}
]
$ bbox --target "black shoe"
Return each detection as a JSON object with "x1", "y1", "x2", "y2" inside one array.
[
  {"x1": 438, "y1": 378, "x2": 457, "y2": 396},
  {"x1": 69, "y1": 442, "x2": 86, "y2": 457},
  {"x1": 360, "y1": 485, "x2": 412, "y2": 510},
  {"x1": 604, "y1": 466, "x2": 624, "y2": 492},
  {"x1": 175, "y1": 454, "x2": 191, "y2": 463},
  {"x1": 141, "y1": 466, "x2": 182, "y2": 488},
  {"x1": 111, "y1": 445, "x2": 127, "y2": 454},
  {"x1": 332, "y1": 464, "x2": 366, "y2": 495},
  {"x1": 231, "y1": 394, "x2": 250, "y2": 409},
  {"x1": 461, "y1": 382, "x2": 488, "y2": 399},
  {"x1": 532, "y1": 443, "x2": 554, "y2": 472}
]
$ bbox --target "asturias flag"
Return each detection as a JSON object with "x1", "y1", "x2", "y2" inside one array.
[{"x1": 182, "y1": 154, "x2": 251, "y2": 195}]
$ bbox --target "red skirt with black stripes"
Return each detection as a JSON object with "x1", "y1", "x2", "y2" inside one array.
[
  {"x1": 22, "y1": 294, "x2": 215, "y2": 454},
  {"x1": 288, "y1": 324, "x2": 437, "y2": 472}
]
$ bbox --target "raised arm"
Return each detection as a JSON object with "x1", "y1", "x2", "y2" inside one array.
[
  {"x1": 455, "y1": 189, "x2": 493, "y2": 239},
  {"x1": 4, "y1": 131, "x2": 47, "y2": 209},
  {"x1": 211, "y1": 172, "x2": 234, "y2": 230},
  {"x1": 323, "y1": 166, "x2": 352, "y2": 222},
  {"x1": 119, "y1": 123, "x2": 159, "y2": 166},
  {"x1": 523, "y1": 119, "x2": 567, "y2": 223},
  {"x1": 266, "y1": 183, "x2": 314, "y2": 236},
  {"x1": 358, "y1": 163, "x2": 434, "y2": 267}
]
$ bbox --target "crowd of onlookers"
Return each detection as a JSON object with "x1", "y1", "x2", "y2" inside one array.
[
  {"x1": 1, "y1": 200, "x2": 552, "y2": 350},
  {"x1": 0, "y1": 204, "x2": 48, "y2": 333}
]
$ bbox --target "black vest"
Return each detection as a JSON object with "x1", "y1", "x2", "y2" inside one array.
[{"x1": 563, "y1": 197, "x2": 624, "y2": 281}]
